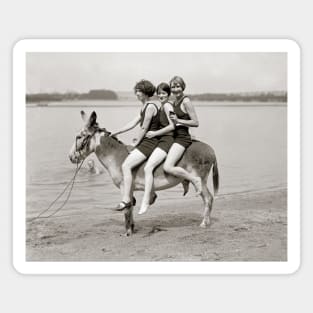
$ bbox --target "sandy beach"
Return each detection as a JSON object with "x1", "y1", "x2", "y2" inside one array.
[{"x1": 26, "y1": 188, "x2": 287, "y2": 262}]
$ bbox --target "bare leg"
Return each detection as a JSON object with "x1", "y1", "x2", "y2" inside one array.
[
  {"x1": 121, "y1": 149, "x2": 146, "y2": 204},
  {"x1": 163, "y1": 143, "x2": 202, "y2": 194},
  {"x1": 139, "y1": 148, "x2": 167, "y2": 214}
]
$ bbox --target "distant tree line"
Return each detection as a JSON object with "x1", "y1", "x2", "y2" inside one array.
[
  {"x1": 26, "y1": 89, "x2": 118, "y2": 103},
  {"x1": 26, "y1": 90, "x2": 287, "y2": 103},
  {"x1": 190, "y1": 92, "x2": 287, "y2": 102}
]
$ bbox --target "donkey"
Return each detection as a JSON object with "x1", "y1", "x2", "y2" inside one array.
[{"x1": 69, "y1": 111, "x2": 219, "y2": 236}]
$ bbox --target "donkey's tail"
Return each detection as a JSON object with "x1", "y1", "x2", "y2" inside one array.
[{"x1": 212, "y1": 160, "x2": 219, "y2": 196}]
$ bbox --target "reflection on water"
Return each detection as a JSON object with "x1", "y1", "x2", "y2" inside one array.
[{"x1": 26, "y1": 101, "x2": 287, "y2": 215}]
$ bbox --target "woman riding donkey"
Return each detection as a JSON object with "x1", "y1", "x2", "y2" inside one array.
[
  {"x1": 163, "y1": 76, "x2": 202, "y2": 192},
  {"x1": 138, "y1": 79, "x2": 202, "y2": 214},
  {"x1": 112, "y1": 76, "x2": 203, "y2": 214},
  {"x1": 137, "y1": 82, "x2": 175, "y2": 214},
  {"x1": 164, "y1": 76, "x2": 202, "y2": 195},
  {"x1": 111, "y1": 79, "x2": 160, "y2": 211},
  {"x1": 69, "y1": 86, "x2": 219, "y2": 233}
]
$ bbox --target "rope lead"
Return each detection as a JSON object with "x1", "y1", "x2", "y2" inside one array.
[{"x1": 28, "y1": 158, "x2": 85, "y2": 223}]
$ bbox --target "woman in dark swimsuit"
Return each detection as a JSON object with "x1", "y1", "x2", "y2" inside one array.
[
  {"x1": 163, "y1": 76, "x2": 202, "y2": 194},
  {"x1": 138, "y1": 82, "x2": 175, "y2": 214},
  {"x1": 111, "y1": 79, "x2": 159, "y2": 210}
]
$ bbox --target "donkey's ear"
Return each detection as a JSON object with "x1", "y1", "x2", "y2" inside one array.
[
  {"x1": 80, "y1": 110, "x2": 87, "y2": 122},
  {"x1": 88, "y1": 111, "x2": 97, "y2": 127}
]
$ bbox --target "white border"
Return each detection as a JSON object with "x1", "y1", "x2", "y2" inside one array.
[{"x1": 13, "y1": 39, "x2": 300, "y2": 275}]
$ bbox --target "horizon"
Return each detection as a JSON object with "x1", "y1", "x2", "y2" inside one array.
[{"x1": 26, "y1": 89, "x2": 287, "y2": 95}]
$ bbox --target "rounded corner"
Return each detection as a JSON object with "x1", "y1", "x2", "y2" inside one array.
[
  {"x1": 286, "y1": 258, "x2": 301, "y2": 275},
  {"x1": 13, "y1": 39, "x2": 25, "y2": 51},
  {"x1": 12, "y1": 258, "x2": 27, "y2": 276},
  {"x1": 284, "y1": 38, "x2": 301, "y2": 53},
  {"x1": 12, "y1": 38, "x2": 30, "y2": 55}
]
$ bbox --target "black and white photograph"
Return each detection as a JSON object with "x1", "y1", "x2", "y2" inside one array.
[
  {"x1": 3, "y1": 0, "x2": 312, "y2": 311},
  {"x1": 13, "y1": 39, "x2": 300, "y2": 274}
]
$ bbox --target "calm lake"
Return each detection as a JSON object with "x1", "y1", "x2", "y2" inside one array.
[{"x1": 26, "y1": 100, "x2": 287, "y2": 216}]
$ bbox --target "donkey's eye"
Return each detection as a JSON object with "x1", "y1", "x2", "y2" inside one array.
[{"x1": 76, "y1": 135, "x2": 82, "y2": 140}]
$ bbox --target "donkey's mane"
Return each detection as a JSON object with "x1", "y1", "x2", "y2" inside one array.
[
  {"x1": 98, "y1": 129, "x2": 126, "y2": 149},
  {"x1": 110, "y1": 134, "x2": 125, "y2": 145}
]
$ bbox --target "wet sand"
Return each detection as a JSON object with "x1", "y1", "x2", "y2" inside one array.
[{"x1": 26, "y1": 189, "x2": 287, "y2": 262}]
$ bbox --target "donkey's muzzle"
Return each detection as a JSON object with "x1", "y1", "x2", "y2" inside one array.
[{"x1": 69, "y1": 152, "x2": 80, "y2": 163}]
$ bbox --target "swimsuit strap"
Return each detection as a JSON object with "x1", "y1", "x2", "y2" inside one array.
[
  {"x1": 174, "y1": 95, "x2": 188, "y2": 107},
  {"x1": 161, "y1": 101, "x2": 173, "y2": 111},
  {"x1": 140, "y1": 102, "x2": 159, "y2": 128},
  {"x1": 159, "y1": 102, "x2": 173, "y2": 127},
  {"x1": 147, "y1": 102, "x2": 159, "y2": 115},
  {"x1": 141, "y1": 102, "x2": 158, "y2": 115},
  {"x1": 173, "y1": 96, "x2": 190, "y2": 120}
]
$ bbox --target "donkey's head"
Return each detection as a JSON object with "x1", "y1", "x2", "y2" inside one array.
[{"x1": 69, "y1": 110, "x2": 109, "y2": 164}]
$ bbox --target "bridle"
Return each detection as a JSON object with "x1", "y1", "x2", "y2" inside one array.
[
  {"x1": 28, "y1": 126, "x2": 114, "y2": 222},
  {"x1": 75, "y1": 126, "x2": 109, "y2": 158},
  {"x1": 29, "y1": 127, "x2": 110, "y2": 222}
]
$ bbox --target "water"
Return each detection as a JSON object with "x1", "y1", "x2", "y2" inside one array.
[{"x1": 26, "y1": 100, "x2": 287, "y2": 216}]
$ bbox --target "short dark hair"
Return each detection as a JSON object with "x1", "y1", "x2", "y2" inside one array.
[
  {"x1": 169, "y1": 76, "x2": 186, "y2": 91},
  {"x1": 134, "y1": 79, "x2": 156, "y2": 97},
  {"x1": 156, "y1": 82, "x2": 171, "y2": 96}
]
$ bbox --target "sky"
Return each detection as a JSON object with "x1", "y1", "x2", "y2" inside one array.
[{"x1": 26, "y1": 52, "x2": 287, "y2": 94}]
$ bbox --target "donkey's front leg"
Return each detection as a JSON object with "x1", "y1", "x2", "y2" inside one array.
[
  {"x1": 119, "y1": 184, "x2": 136, "y2": 236},
  {"x1": 123, "y1": 206, "x2": 135, "y2": 236}
]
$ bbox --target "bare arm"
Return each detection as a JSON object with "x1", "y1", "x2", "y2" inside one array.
[
  {"x1": 133, "y1": 105, "x2": 156, "y2": 146},
  {"x1": 146, "y1": 102, "x2": 175, "y2": 138},
  {"x1": 175, "y1": 97, "x2": 199, "y2": 127},
  {"x1": 111, "y1": 114, "x2": 141, "y2": 136}
]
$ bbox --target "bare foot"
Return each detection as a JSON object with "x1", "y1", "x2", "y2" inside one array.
[
  {"x1": 138, "y1": 204, "x2": 149, "y2": 215},
  {"x1": 192, "y1": 177, "x2": 202, "y2": 196}
]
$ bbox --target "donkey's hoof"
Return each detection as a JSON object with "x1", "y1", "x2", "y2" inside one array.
[
  {"x1": 199, "y1": 221, "x2": 210, "y2": 228},
  {"x1": 120, "y1": 229, "x2": 133, "y2": 237}
]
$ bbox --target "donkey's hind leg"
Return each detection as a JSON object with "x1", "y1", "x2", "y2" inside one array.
[{"x1": 199, "y1": 178, "x2": 214, "y2": 228}]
